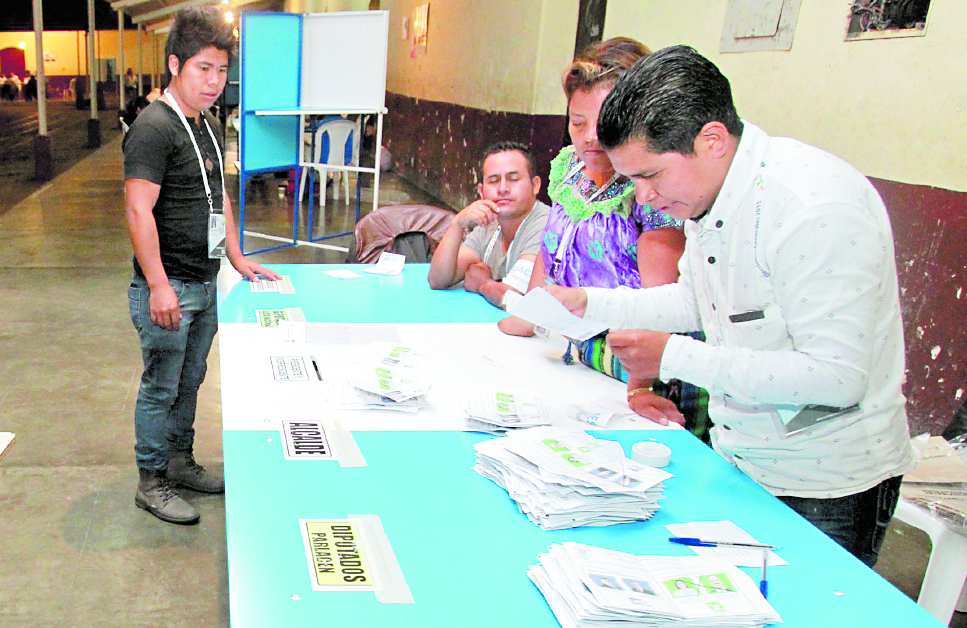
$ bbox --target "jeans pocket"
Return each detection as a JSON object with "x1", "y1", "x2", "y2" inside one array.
[
  {"x1": 128, "y1": 283, "x2": 144, "y2": 332},
  {"x1": 168, "y1": 278, "x2": 186, "y2": 298}
]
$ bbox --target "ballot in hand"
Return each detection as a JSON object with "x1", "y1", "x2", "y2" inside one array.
[{"x1": 542, "y1": 285, "x2": 589, "y2": 319}]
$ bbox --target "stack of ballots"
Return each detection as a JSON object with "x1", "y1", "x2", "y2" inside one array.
[
  {"x1": 529, "y1": 542, "x2": 781, "y2": 628},
  {"x1": 472, "y1": 427, "x2": 671, "y2": 529},
  {"x1": 463, "y1": 390, "x2": 552, "y2": 433},
  {"x1": 340, "y1": 343, "x2": 431, "y2": 412}
]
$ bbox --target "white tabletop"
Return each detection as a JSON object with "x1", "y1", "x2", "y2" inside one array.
[{"x1": 217, "y1": 322, "x2": 681, "y2": 433}]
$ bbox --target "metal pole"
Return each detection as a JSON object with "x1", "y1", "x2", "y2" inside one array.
[
  {"x1": 32, "y1": 0, "x2": 52, "y2": 180},
  {"x1": 117, "y1": 10, "x2": 124, "y2": 107},
  {"x1": 137, "y1": 23, "x2": 143, "y2": 97},
  {"x1": 152, "y1": 33, "x2": 158, "y2": 89},
  {"x1": 87, "y1": 0, "x2": 100, "y2": 147}
]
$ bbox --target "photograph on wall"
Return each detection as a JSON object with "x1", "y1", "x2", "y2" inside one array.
[{"x1": 845, "y1": 0, "x2": 932, "y2": 40}]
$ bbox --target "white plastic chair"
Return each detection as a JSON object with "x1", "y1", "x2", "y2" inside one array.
[
  {"x1": 892, "y1": 497, "x2": 967, "y2": 624},
  {"x1": 299, "y1": 117, "x2": 360, "y2": 209}
]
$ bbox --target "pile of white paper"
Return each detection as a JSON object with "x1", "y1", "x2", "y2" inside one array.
[
  {"x1": 529, "y1": 542, "x2": 781, "y2": 628},
  {"x1": 473, "y1": 427, "x2": 671, "y2": 529},
  {"x1": 336, "y1": 343, "x2": 431, "y2": 412},
  {"x1": 464, "y1": 390, "x2": 552, "y2": 433}
]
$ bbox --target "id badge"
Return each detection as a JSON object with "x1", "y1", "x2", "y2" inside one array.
[{"x1": 208, "y1": 211, "x2": 227, "y2": 259}]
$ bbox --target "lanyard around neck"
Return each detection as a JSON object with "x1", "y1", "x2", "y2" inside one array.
[
  {"x1": 163, "y1": 89, "x2": 225, "y2": 212},
  {"x1": 483, "y1": 224, "x2": 502, "y2": 266}
]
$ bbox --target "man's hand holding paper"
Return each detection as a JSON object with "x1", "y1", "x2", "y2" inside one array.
[
  {"x1": 543, "y1": 284, "x2": 588, "y2": 318},
  {"x1": 607, "y1": 329, "x2": 671, "y2": 380}
]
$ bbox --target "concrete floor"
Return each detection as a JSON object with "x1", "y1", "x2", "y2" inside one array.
[{"x1": 0, "y1": 133, "x2": 963, "y2": 627}]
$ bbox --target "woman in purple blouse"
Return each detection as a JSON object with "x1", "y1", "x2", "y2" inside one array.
[{"x1": 499, "y1": 37, "x2": 687, "y2": 425}]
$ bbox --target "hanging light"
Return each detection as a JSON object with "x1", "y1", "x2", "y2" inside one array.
[{"x1": 224, "y1": 10, "x2": 234, "y2": 23}]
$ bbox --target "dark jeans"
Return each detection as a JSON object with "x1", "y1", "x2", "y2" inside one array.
[{"x1": 778, "y1": 475, "x2": 902, "y2": 568}]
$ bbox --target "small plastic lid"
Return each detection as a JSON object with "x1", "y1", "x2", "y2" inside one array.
[{"x1": 632, "y1": 441, "x2": 671, "y2": 467}]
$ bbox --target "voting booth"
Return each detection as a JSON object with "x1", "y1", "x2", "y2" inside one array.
[{"x1": 238, "y1": 10, "x2": 389, "y2": 254}]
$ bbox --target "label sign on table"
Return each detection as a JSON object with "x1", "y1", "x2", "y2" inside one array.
[
  {"x1": 270, "y1": 356, "x2": 309, "y2": 381},
  {"x1": 281, "y1": 419, "x2": 333, "y2": 459},
  {"x1": 299, "y1": 516, "x2": 413, "y2": 603}
]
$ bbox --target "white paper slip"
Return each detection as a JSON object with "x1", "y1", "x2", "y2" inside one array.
[
  {"x1": 363, "y1": 252, "x2": 406, "y2": 275},
  {"x1": 250, "y1": 275, "x2": 296, "y2": 294},
  {"x1": 664, "y1": 520, "x2": 788, "y2": 568},
  {"x1": 506, "y1": 288, "x2": 608, "y2": 342},
  {"x1": 322, "y1": 269, "x2": 363, "y2": 279}
]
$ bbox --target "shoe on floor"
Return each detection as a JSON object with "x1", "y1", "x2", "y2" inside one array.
[
  {"x1": 167, "y1": 449, "x2": 225, "y2": 494},
  {"x1": 135, "y1": 468, "x2": 200, "y2": 524}
]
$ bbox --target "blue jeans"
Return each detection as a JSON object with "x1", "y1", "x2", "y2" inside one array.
[
  {"x1": 129, "y1": 276, "x2": 218, "y2": 471},
  {"x1": 778, "y1": 475, "x2": 902, "y2": 567}
]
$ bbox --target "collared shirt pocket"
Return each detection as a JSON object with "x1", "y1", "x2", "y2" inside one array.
[{"x1": 726, "y1": 304, "x2": 791, "y2": 351}]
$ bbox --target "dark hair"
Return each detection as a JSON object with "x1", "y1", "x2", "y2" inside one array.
[
  {"x1": 481, "y1": 141, "x2": 537, "y2": 179},
  {"x1": 563, "y1": 37, "x2": 650, "y2": 101},
  {"x1": 163, "y1": 6, "x2": 236, "y2": 86},
  {"x1": 597, "y1": 45, "x2": 742, "y2": 155}
]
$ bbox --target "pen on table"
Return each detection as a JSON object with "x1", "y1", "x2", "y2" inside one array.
[
  {"x1": 668, "y1": 537, "x2": 779, "y2": 550},
  {"x1": 310, "y1": 356, "x2": 323, "y2": 381},
  {"x1": 760, "y1": 548, "x2": 768, "y2": 599}
]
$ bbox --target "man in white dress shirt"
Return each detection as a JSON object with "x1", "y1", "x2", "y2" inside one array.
[{"x1": 547, "y1": 45, "x2": 915, "y2": 567}]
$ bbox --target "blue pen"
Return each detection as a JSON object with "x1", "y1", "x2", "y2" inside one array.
[
  {"x1": 668, "y1": 537, "x2": 779, "y2": 550},
  {"x1": 760, "y1": 549, "x2": 769, "y2": 599}
]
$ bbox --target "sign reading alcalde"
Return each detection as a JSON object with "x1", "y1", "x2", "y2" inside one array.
[{"x1": 281, "y1": 419, "x2": 333, "y2": 460}]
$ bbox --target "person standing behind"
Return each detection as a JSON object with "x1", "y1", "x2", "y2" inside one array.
[
  {"x1": 124, "y1": 6, "x2": 279, "y2": 524},
  {"x1": 428, "y1": 141, "x2": 550, "y2": 308},
  {"x1": 499, "y1": 38, "x2": 694, "y2": 429},
  {"x1": 546, "y1": 46, "x2": 915, "y2": 566}
]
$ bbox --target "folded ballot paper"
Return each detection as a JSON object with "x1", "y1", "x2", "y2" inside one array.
[
  {"x1": 334, "y1": 343, "x2": 431, "y2": 412},
  {"x1": 463, "y1": 390, "x2": 552, "y2": 433},
  {"x1": 473, "y1": 427, "x2": 671, "y2": 529},
  {"x1": 529, "y1": 542, "x2": 781, "y2": 628}
]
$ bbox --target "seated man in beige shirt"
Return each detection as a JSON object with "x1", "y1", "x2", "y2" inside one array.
[{"x1": 428, "y1": 141, "x2": 550, "y2": 309}]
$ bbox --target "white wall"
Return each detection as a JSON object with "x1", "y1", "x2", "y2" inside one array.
[
  {"x1": 382, "y1": 0, "x2": 578, "y2": 114},
  {"x1": 605, "y1": 0, "x2": 967, "y2": 192}
]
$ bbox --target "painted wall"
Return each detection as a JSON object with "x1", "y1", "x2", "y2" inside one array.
[
  {"x1": 605, "y1": 0, "x2": 967, "y2": 193},
  {"x1": 382, "y1": 0, "x2": 578, "y2": 114},
  {"x1": 0, "y1": 30, "x2": 163, "y2": 79}
]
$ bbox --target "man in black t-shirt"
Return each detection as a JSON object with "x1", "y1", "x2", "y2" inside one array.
[{"x1": 124, "y1": 7, "x2": 279, "y2": 525}]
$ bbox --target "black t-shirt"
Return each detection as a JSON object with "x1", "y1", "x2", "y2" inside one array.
[{"x1": 123, "y1": 99, "x2": 224, "y2": 282}]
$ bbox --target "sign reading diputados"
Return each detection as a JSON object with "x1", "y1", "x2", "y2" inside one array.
[
  {"x1": 299, "y1": 516, "x2": 413, "y2": 603},
  {"x1": 301, "y1": 519, "x2": 376, "y2": 590},
  {"x1": 281, "y1": 419, "x2": 333, "y2": 460}
]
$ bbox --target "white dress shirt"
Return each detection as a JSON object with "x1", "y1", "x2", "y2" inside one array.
[{"x1": 584, "y1": 122, "x2": 915, "y2": 498}]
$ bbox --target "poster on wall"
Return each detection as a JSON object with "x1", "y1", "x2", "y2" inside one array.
[
  {"x1": 410, "y1": 3, "x2": 429, "y2": 57},
  {"x1": 845, "y1": 0, "x2": 932, "y2": 40}
]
